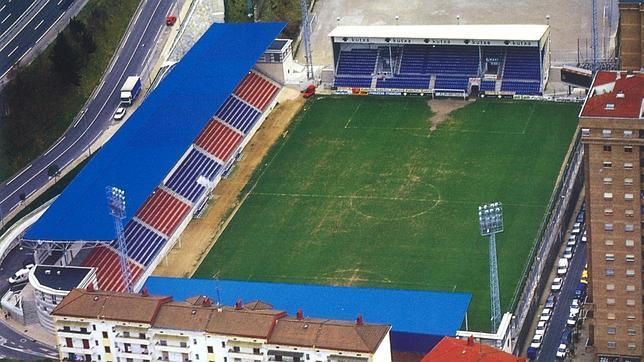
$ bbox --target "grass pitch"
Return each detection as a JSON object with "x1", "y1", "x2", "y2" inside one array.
[{"x1": 194, "y1": 96, "x2": 580, "y2": 331}]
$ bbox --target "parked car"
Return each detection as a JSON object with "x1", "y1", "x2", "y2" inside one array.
[
  {"x1": 567, "y1": 235, "x2": 577, "y2": 247},
  {"x1": 581, "y1": 230, "x2": 587, "y2": 243},
  {"x1": 575, "y1": 283, "x2": 587, "y2": 299},
  {"x1": 567, "y1": 313, "x2": 577, "y2": 327},
  {"x1": 545, "y1": 294, "x2": 557, "y2": 309},
  {"x1": 535, "y1": 321, "x2": 547, "y2": 335},
  {"x1": 570, "y1": 303, "x2": 580, "y2": 317},
  {"x1": 530, "y1": 333, "x2": 543, "y2": 349},
  {"x1": 551, "y1": 277, "x2": 563, "y2": 291},
  {"x1": 113, "y1": 107, "x2": 126, "y2": 120},
  {"x1": 8, "y1": 264, "x2": 34, "y2": 284},
  {"x1": 539, "y1": 308, "x2": 552, "y2": 322},
  {"x1": 563, "y1": 246, "x2": 574, "y2": 259},
  {"x1": 166, "y1": 15, "x2": 177, "y2": 26},
  {"x1": 576, "y1": 210, "x2": 585, "y2": 223},
  {"x1": 557, "y1": 258, "x2": 568, "y2": 275},
  {"x1": 556, "y1": 343, "x2": 567, "y2": 359},
  {"x1": 571, "y1": 223, "x2": 582, "y2": 235}
]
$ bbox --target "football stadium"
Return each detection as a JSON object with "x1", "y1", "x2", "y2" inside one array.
[{"x1": 19, "y1": 20, "x2": 583, "y2": 356}]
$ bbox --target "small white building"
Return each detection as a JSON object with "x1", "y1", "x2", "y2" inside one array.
[{"x1": 51, "y1": 289, "x2": 392, "y2": 362}]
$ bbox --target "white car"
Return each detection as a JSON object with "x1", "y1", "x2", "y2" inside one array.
[
  {"x1": 570, "y1": 304, "x2": 580, "y2": 317},
  {"x1": 581, "y1": 230, "x2": 587, "y2": 243},
  {"x1": 535, "y1": 321, "x2": 547, "y2": 335},
  {"x1": 551, "y1": 277, "x2": 563, "y2": 291},
  {"x1": 8, "y1": 264, "x2": 34, "y2": 284},
  {"x1": 556, "y1": 343, "x2": 567, "y2": 359},
  {"x1": 566, "y1": 236, "x2": 577, "y2": 247},
  {"x1": 563, "y1": 246, "x2": 574, "y2": 259},
  {"x1": 113, "y1": 107, "x2": 126, "y2": 120},
  {"x1": 530, "y1": 334, "x2": 543, "y2": 349},
  {"x1": 567, "y1": 313, "x2": 577, "y2": 327},
  {"x1": 539, "y1": 308, "x2": 552, "y2": 322}
]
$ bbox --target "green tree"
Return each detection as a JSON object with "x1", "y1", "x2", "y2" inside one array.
[{"x1": 50, "y1": 33, "x2": 81, "y2": 85}]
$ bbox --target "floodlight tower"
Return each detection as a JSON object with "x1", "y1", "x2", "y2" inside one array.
[
  {"x1": 106, "y1": 186, "x2": 133, "y2": 293},
  {"x1": 300, "y1": 0, "x2": 314, "y2": 80},
  {"x1": 478, "y1": 202, "x2": 504, "y2": 333},
  {"x1": 591, "y1": 0, "x2": 599, "y2": 72}
]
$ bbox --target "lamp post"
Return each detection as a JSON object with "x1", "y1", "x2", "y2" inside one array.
[{"x1": 478, "y1": 202, "x2": 504, "y2": 332}]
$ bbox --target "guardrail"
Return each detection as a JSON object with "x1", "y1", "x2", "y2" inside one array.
[{"x1": 509, "y1": 132, "x2": 584, "y2": 354}]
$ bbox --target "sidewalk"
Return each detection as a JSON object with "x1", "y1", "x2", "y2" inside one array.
[{"x1": 0, "y1": 312, "x2": 56, "y2": 347}]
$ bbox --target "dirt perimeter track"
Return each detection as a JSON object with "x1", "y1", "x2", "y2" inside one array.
[{"x1": 153, "y1": 88, "x2": 305, "y2": 277}]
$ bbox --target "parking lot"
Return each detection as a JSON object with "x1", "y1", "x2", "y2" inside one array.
[{"x1": 527, "y1": 203, "x2": 589, "y2": 361}]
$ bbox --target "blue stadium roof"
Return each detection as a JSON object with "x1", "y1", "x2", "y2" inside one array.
[
  {"x1": 144, "y1": 277, "x2": 472, "y2": 337},
  {"x1": 25, "y1": 23, "x2": 285, "y2": 242}
]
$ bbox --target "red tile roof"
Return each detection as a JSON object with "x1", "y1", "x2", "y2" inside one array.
[
  {"x1": 580, "y1": 71, "x2": 643, "y2": 119},
  {"x1": 421, "y1": 336, "x2": 525, "y2": 362}
]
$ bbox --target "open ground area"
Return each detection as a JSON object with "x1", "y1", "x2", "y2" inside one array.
[{"x1": 193, "y1": 96, "x2": 580, "y2": 331}]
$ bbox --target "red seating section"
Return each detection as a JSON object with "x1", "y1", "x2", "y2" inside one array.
[
  {"x1": 135, "y1": 188, "x2": 190, "y2": 236},
  {"x1": 195, "y1": 119, "x2": 242, "y2": 162},
  {"x1": 82, "y1": 245, "x2": 143, "y2": 292},
  {"x1": 233, "y1": 72, "x2": 279, "y2": 111}
]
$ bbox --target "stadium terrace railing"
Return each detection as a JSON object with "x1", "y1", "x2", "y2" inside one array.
[{"x1": 509, "y1": 130, "x2": 584, "y2": 354}]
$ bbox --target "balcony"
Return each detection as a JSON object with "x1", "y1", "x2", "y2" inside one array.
[
  {"x1": 59, "y1": 344, "x2": 94, "y2": 354},
  {"x1": 228, "y1": 348, "x2": 264, "y2": 361},
  {"x1": 115, "y1": 333, "x2": 150, "y2": 345},
  {"x1": 154, "y1": 341, "x2": 190, "y2": 354},
  {"x1": 116, "y1": 348, "x2": 152, "y2": 360},
  {"x1": 57, "y1": 329, "x2": 91, "y2": 339}
]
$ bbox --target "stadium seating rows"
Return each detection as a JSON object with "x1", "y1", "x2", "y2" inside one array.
[
  {"x1": 82, "y1": 245, "x2": 144, "y2": 292},
  {"x1": 376, "y1": 74, "x2": 430, "y2": 89},
  {"x1": 195, "y1": 119, "x2": 242, "y2": 162},
  {"x1": 334, "y1": 77, "x2": 372, "y2": 88},
  {"x1": 399, "y1": 45, "x2": 478, "y2": 77},
  {"x1": 500, "y1": 80, "x2": 541, "y2": 95},
  {"x1": 479, "y1": 80, "x2": 496, "y2": 92},
  {"x1": 165, "y1": 148, "x2": 222, "y2": 203},
  {"x1": 234, "y1": 72, "x2": 280, "y2": 111},
  {"x1": 135, "y1": 188, "x2": 190, "y2": 236},
  {"x1": 119, "y1": 220, "x2": 167, "y2": 267},
  {"x1": 434, "y1": 76, "x2": 469, "y2": 92},
  {"x1": 503, "y1": 47, "x2": 541, "y2": 81},
  {"x1": 336, "y1": 48, "x2": 378, "y2": 76},
  {"x1": 216, "y1": 96, "x2": 261, "y2": 134}
]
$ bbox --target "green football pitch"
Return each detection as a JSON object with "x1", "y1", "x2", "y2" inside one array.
[{"x1": 194, "y1": 96, "x2": 580, "y2": 331}]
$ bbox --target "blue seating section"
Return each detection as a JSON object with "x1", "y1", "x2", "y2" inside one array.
[
  {"x1": 216, "y1": 96, "x2": 261, "y2": 134},
  {"x1": 434, "y1": 76, "x2": 469, "y2": 92},
  {"x1": 480, "y1": 80, "x2": 496, "y2": 92},
  {"x1": 399, "y1": 45, "x2": 478, "y2": 76},
  {"x1": 334, "y1": 77, "x2": 372, "y2": 88},
  {"x1": 501, "y1": 80, "x2": 541, "y2": 95},
  {"x1": 120, "y1": 221, "x2": 167, "y2": 266},
  {"x1": 336, "y1": 49, "x2": 378, "y2": 75},
  {"x1": 166, "y1": 148, "x2": 222, "y2": 203},
  {"x1": 376, "y1": 75, "x2": 430, "y2": 89},
  {"x1": 503, "y1": 47, "x2": 541, "y2": 81}
]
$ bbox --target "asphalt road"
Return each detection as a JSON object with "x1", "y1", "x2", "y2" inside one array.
[
  {"x1": 0, "y1": 0, "x2": 175, "y2": 224},
  {"x1": 0, "y1": 0, "x2": 36, "y2": 41},
  {"x1": 536, "y1": 241, "x2": 587, "y2": 361},
  {"x1": 0, "y1": 0, "x2": 74, "y2": 79}
]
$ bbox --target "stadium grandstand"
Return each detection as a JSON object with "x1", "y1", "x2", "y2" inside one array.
[
  {"x1": 21, "y1": 22, "x2": 286, "y2": 293},
  {"x1": 329, "y1": 25, "x2": 550, "y2": 97}
]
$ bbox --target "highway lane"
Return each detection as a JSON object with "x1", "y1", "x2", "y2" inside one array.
[
  {"x1": 0, "y1": 0, "x2": 74, "y2": 78},
  {"x1": 0, "y1": 0, "x2": 175, "y2": 223},
  {"x1": 0, "y1": 0, "x2": 36, "y2": 40}
]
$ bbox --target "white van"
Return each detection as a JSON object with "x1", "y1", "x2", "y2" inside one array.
[
  {"x1": 557, "y1": 258, "x2": 568, "y2": 275},
  {"x1": 8, "y1": 264, "x2": 34, "y2": 285}
]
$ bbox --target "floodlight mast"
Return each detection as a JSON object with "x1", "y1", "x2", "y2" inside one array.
[
  {"x1": 478, "y1": 202, "x2": 504, "y2": 333},
  {"x1": 106, "y1": 186, "x2": 133, "y2": 293}
]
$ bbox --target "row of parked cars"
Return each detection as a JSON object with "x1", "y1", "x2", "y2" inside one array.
[{"x1": 528, "y1": 205, "x2": 587, "y2": 360}]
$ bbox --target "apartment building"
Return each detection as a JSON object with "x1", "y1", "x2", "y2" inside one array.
[
  {"x1": 51, "y1": 289, "x2": 392, "y2": 362},
  {"x1": 579, "y1": 70, "x2": 643, "y2": 361}
]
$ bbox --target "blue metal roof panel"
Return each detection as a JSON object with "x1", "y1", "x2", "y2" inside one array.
[
  {"x1": 25, "y1": 22, "x2": 285, "y2": 242},
  {"x1": 144, "y1": 277, "x2": 472, "y2": 337}
]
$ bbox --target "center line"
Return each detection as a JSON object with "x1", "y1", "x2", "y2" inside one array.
[
  {"x1": 7, "y1": 45, "x2": 18, "y2": 57},
  {"x1": 0, "y1": 12, "x2": 10, "y2": 24},
  {"x1": 34, "y1": 19, "x2": 43, "y2": 30}
]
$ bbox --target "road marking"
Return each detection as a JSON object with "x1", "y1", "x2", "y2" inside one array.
[
  {"x1": 0, "y1": 0, "x2": 165, "y2": 206},
  {"x1": 6, "y1": 45, "x2": 17, "y2": 57},
  {"x1": 5, "y1": 165, "x2": 32, "y2": 185},
  {"x1": 43, "y1": 136, "x2": 65, "y2": 156},
  {"x1": 17, "y1": 46, "x2": 31, "y2": 63},
  {"x1": 57, "y1": 0, "x2": 63, "y2": 5},
  {"x1": 33, "y1": 19, "x2": 43, "y2": 30},
  {"x1": 0, "y1": 5, "x2": 5, "y2": 12},
  {"x1": 0, "y1": 13, "x2": 10, "y2": 24},
  {"x1": 0, "y1": 0, "x2": 48, "y2": 53},
  {"x1": 92, "y1": 80, "x2": 104, "y2": 100},
  {"x1": 73, "y1": 109, "x2": 86, "y2": 127},
  {"x1": 34, "y1": 10, "x2": 65, "y2": 45}
]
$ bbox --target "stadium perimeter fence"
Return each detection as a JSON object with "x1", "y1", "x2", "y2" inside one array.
[{"x1": 509, "y1": 131, "x2": 584, "y2": 354}]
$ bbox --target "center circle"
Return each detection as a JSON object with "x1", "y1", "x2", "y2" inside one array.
[{"x1": 350, "y1": 177, "x2": 440, "y2": 220}]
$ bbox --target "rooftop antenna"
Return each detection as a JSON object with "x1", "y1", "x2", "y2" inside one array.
[
  {"x1": 456, "y1": 15, "x2": 461, "y2": 25},
  {"x1": 300, "y1": 0, "x2": 314, "y2": 80},
  {"x1": 106, "y1": 186, "x2": 133, "y2": 293},
  {"x1": 395, "y1": 16, "x2": 399, "y2": 25},
  {"x1": 478, "y1": 202, "x2": 504, "y2": 332}
]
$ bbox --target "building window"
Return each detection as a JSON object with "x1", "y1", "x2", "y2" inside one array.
[
  {"x1": 603, "y1": 192, "x2": 613, "y2": 200},
  {"x1": 627, "y1": 314, "x2": 636, "y2": 320},
  {"x1": 627, "y1": 328, "x2": 636, "y2": 336},
  {"x1": 139, "y1": 333, "x2": 145, "y2": 339},
  {"x1": 606, "y1": 268, "x2": 615, "y2": 276},
  {"x1": 581, "y1": 128, "x2": 590, "y2": 136},
  {"x1": 607, "y1": 327, "x2": 616, "y2": 335},
  {"x1": 624, "y1": 162, "x2": 634, "y2": 170},
  {"x1": 624, "y1": 130, "x2": 633, "y2": 138},
  {"x1": 625, "y1": 254, "x2": 635, "y2": 262},
  {"x1": 624, "y1": 223, "x2": 634, "y2": 231},
  {"x1": 607, "y1": 312, "x2": 616, "y2": 320},
  {"x1": 208, "y1": 346, "x2": 214, "y2": 353},
  {"x1": 102, "y1": 332, "x2": 108, "y2": 338},
  {"x1": 92, "y1": 325, "x2": 96, "y2": 331},
  {"x1": 626, "y1": 269, "x2": 635, "y2": 276},
  {"x1": 105, "y1": 346, "x2": 110, "y2": 353},
  {"x1": 626, "y1": 284, "x2": 635, "y2": 292},
  {"x1": 628, "y1": 343, "x2": 636, "y2": 350},
  {"x1": 254, "y1": 348, "x2": 261, "y2": 355},
  {"x1": 606, "y1": 283, "x2": 615, "y2": 290},
  {"x1": 604, "y1": 239, "x2": 614, "y2": 246},
  {"x1": 604, "y1": 208, "x2": 613, "y2": 215},
  {"x1": 607, "y1": 298, "x2": 616, "y2": 305},
  {"x1": 626, "y1": 299, "x2": 635, "y2": 306},
  {"x1": 603, "y1": 161, "x2": 612, "y2": 168},
  {"x1": 603, "y1": 145, "x2": 612, "y2": 152},
  {"x1": 624, "y1": 177, "x2": 633, "y2": 186},
  {"x1": 233, "y1": 346, "x2": 240, "y2": 352},
  {"x1": 625, "y1": 193, "x2": 634, "y2": 201},
  {"x1": 602, "y1": 129, "x2": 612, "y2": 138},
  {"x1": 194, "y1": 339, "x2": 197, "y2": 345},
  {"x1": 603, "y1": 177, "x2": 613, "y2": 184},
  {"x1": 625, "y1": 239, "x2": 634, "y2": 247},
  {"x1": 624, "y1": 146, "x2": 633, "y2": 152},
  {"x1": 607, "y1": 341, "x2": 616, "y2": 349},
  {"x1": 604, "y1": 223, "x2": 614, "y2": 231},
  {"x1": 605, "y1": 253, "x2": 615, "y2": 261},
  {"x1": 196, "y1": 354, "x2": 200, "y2": 360},
  {"x1": 222, "y1": 342, "x2": 226, "y2": 348},
  {"x1": 625, "y1": 209, "x2": 634, "y2": 217}
]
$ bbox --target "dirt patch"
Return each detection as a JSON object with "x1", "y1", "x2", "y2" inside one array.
[
  {"x1": 427, "y1": 99, "x2": 471, "y2": 132},
  {"x1": 152, "y1": 87, "x2": 305, "y2": 277}
]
